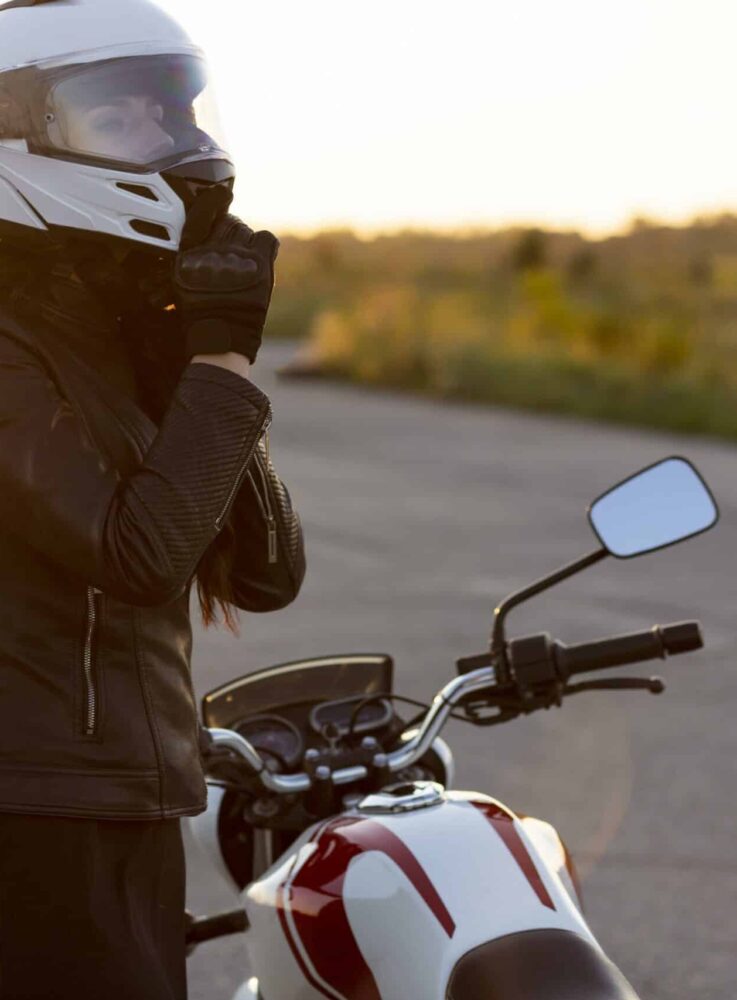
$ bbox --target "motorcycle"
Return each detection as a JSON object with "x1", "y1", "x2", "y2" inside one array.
[{"x1": 186, "y1": 455, "x2": 719, "y2": 1000}]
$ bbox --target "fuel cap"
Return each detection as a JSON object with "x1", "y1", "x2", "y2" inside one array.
[{"x1": 356, "y1": 781, "x2": 445, "y2": 815}]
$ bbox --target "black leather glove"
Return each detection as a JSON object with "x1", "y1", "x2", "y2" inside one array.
[{"x1": 174, "y1": 191, "x2": 279, "y2": 364}]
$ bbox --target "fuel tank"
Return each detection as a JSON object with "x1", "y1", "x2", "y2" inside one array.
[{"x1": 243, "y1": 783, "x2": 596, "y2": 1000}]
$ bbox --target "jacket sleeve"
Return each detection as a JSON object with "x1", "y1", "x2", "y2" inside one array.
[
  {"x1": 223, "y1": 433, "x2": 306, "y2": 612},
  {"x1": 0, "y1": 333, "x2": 272, "y2": 606}
]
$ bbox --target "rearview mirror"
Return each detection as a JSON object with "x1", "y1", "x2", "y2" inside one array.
[{"x1": 588, "y1": 457, "x2": 718, "y2": 559}]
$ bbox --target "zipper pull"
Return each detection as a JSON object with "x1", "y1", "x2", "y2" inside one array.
[{"x1": 267, "y1": 516, "x2": 278, "y2": 564}]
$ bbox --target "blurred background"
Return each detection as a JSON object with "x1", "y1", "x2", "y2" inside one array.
[
  {"x1": 160, "y1": 2, "x2": 737, "y2": 998},
  {"x1": 162, "y1": 0, "x2": 737, "y2": 438}
]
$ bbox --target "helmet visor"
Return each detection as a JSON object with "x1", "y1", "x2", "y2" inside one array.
[{"x1": 40, "y1": 54, "x2": 227, "y2": 171}]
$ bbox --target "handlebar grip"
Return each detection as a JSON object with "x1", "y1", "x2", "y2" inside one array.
[
  {"x1": 555, "y1": 621, "x2": 703, "y2": 678},
  {"x1": 185, "y1": 908, "x2": 249, "y2": 947},
  {"x1": 660, "y1": 621, "x2": 704, "y2": 656}
]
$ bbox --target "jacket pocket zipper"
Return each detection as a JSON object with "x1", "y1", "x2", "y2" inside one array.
[
  {"x1": 215, "y1": 416, "x2": 272, "y2": 532},
  {"x1": 82, "y1": 586, "x2": 102, "y2": 737}
]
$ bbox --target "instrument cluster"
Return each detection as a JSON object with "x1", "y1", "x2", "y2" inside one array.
[{"x1": 233, "y1": 695, "x2": 395, "y2": 770}]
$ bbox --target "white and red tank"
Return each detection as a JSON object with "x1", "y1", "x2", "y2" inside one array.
[{"x1": 239, "y1": 783, "x2": 594, "y2": 1000}]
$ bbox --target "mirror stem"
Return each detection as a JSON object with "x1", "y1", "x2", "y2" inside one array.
[{"x1": 490, "y1": 548, "x2": 608, "y2": 683}]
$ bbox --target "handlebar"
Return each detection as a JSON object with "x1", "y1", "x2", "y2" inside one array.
[
  {"x1": 553, "y1": 621, "x2": 703, "y2": 678},
  {"x1": 205, "y1": 620, "x2": 702, "y2": 796},
  {"x1": 207, "y1": 665, "x2": 497, "y2": 795}
]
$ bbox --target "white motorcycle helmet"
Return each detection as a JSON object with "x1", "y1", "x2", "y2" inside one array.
[{"x1": 0, "y1": 0, "x2": 235, "y2": 258}]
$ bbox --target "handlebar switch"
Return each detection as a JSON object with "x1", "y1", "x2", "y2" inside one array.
[
  {"x1": 508, "y1": 633, "x2": 560, "y2": 702},
  {"x1": 369, "y1": 752, "x2": 392, "y2": 793},
  {"x1": 661, "y1": 621, "x2": 703, "y2": 656},
  {"x1": 305, "y1": 764, "x2": 335, "y2": 818}
]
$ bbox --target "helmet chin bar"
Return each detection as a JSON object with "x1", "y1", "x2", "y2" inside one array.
[
  {"x1": 0, "y1": 144, "x2": 236, "y2": 255},
  {"x1": 0, "y1": 147, "x2": 187, "y2": 253}
]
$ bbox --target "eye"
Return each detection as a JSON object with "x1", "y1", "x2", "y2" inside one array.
[{"x1": 95, "y1": 117, "x2": 127, "y2": 134}]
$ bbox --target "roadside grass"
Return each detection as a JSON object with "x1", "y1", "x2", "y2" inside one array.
[{"x1": 267, "y1": 218, "x2": 737, "y2": 440}]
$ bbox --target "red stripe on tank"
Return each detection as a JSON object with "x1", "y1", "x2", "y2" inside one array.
[
  {"x1": 276, "y1": 876, "x2": 338, "y2": 999},
  {"x1": 471, "y1": 801, "x2": 556, "y2": 911},
  {"x1": 275, "y1": 815, "x2": 455, "y2": 999}
]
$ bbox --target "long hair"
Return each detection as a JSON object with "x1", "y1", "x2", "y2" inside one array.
[
  {"x1": 0, "y1": 243, "x2": 241, "y2": 633},
  {"x1": 194, "y1": 516, "x2": 240, "y2": 634}
]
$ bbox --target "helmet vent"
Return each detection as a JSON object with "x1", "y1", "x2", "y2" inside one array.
[
  {"x1": 129, "y1": 220, "x2": 170, "y2": 242},
  {"x1": 116, "y1": 183, "x2": 160, "y2": 203}
]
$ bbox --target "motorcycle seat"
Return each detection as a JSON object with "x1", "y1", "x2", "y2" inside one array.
[{"x1": 446, "y1": 929, "x2": 642, "y2": 1000}]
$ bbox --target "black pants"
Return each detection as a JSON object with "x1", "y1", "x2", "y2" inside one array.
[{"x1": 0, "y1": 814, "x2": 187, "y2": 1000}]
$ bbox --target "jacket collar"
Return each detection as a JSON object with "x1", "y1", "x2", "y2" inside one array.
[
  {"x1": 35, "y1": 264, "x2": 137, "y2": 393},
  {"x1": 0, "y1": 297, "x2": 159, "y2": 472}
]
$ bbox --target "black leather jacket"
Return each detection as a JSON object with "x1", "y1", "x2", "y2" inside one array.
[{"x1": 0, "y1": 277, "x2": 305, "y2": 820}]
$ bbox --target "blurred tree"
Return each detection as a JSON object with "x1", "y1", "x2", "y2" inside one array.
[
  {"x1": 629, "y1": 215, "x2": 658, "y2": 233},
  {"x1": 312, "y1": 235, "x2": 341, "y2": 272},
  {"x1": 567, "y1": 246, "x2": 597, "y2": 284},
  {"x1": 510, "y1": 228, "x2": 547, "y2": 272},
  {"x1": 688, "y1": 254, "x2": 713, "y2": 288}
]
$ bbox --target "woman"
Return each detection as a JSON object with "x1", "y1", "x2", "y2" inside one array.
[{"x1": 0, "y1": 0, "x2": 305, "y2": 996}]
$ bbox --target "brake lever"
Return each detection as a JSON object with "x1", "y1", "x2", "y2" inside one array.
[
  {"x1": 564, "y1": 676, "x2": 666, "y2": 696},
  {"x1": 459, "y1": 688, "x2": 524, "y2": 727}
]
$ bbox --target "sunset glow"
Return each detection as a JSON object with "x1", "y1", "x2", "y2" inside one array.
[{"x1": 160, "y1": 0, "x2": 737, "y2": 236}]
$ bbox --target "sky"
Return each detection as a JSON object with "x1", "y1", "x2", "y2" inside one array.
[{"x1": 160, "y1": 0, "x2": 737, "y2": 237}]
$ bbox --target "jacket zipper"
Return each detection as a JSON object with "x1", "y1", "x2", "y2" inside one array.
[
  {"x1": 214, "y1": 416, "x2": 272, "y2": 533},
  {"x1": 247, "y1": 455, "x2": 279, "y2": 564},
  {"x1": 82, "y1": 586, "x2": 102, "y2": 736},
  {"x1": 254, "y1": 435, "x2": 278, "y2": 564}
]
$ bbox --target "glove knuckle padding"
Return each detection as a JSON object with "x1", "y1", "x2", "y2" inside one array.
[
  {"x1": 175, "y1": 207, "x2": 277, "y2": 363},
  {"x1": 176, "y1": 253, "x2": 262, "y2": 294}
]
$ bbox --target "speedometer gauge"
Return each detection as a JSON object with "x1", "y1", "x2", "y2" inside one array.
[
  {"x1": 233, "y1": 714, "x2": 304, "y2": 769},
  {"x1": 310, "y1": 696, "x2": 393, "y2": 738}
]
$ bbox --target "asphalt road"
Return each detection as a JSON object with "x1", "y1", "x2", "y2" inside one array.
[{"x1": 186, "y1": 341, "x2": 736, "y2": 1000}]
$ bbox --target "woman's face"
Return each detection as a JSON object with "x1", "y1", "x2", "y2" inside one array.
[{"x1": 58, "y1": 94, "x2": 176, "y2": 164}]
